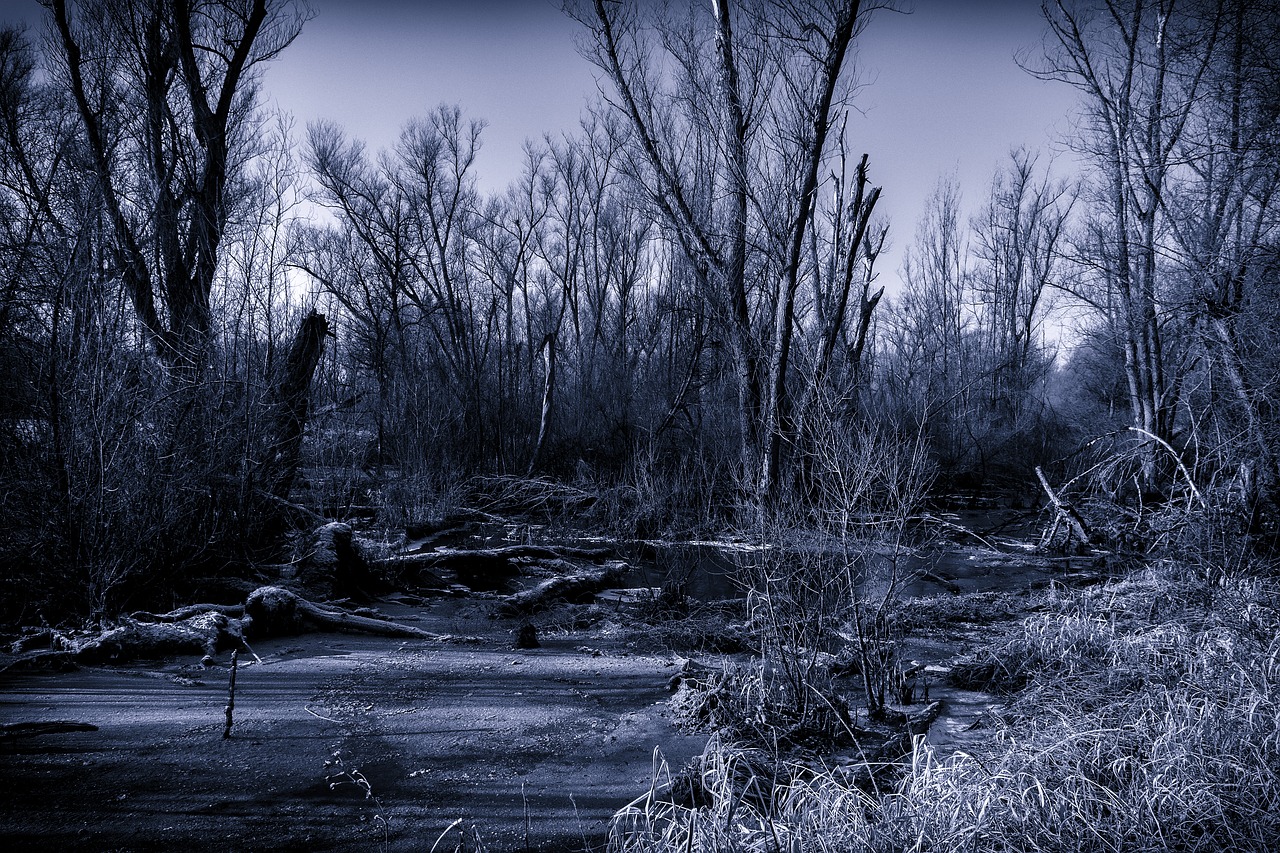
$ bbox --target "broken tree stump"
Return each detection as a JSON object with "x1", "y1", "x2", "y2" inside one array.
[{"x1": 1036, "y1": 466, "x2": 1092, "y2": 549}]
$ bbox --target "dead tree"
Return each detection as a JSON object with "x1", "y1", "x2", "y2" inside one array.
[{"x1": 263, "y1": 309, "x2": 329, "y2": 502}]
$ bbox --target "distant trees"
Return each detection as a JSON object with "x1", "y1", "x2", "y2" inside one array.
[
  {"x1": 302, "y1": 107, "x2": 495, "y2": 474},
  {"x1": 879, "y1": 154, "x2": 1072, "y2": 488},
  {"x1": 970, "y1": 149, "x2": 1072, "y2": 432}
]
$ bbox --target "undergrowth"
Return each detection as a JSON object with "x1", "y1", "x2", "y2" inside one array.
[{"x1": 610, "y1": 561, "x2": 1280, "y2": 852}]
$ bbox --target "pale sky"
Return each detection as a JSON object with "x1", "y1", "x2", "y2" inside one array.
[{"x1": 0, "y1": 0, "x2": 1082, "y2": 290}]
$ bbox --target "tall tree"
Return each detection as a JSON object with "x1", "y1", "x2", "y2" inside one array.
[
  {"x1": 1163, "y1": 0, "x2": 1280, "y2": 523},
  {"x1": 1039, "y1": 0, "x2": 1223, "y2": 489},
  {"x1": 571, "y1": 0, "x2": 879, "y2": 510},
  {"x1": 48, "y1": 0, "x2": 308, "y2": 369}
]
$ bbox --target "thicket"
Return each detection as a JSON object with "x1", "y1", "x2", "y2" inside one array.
[{"x1": 1, "y1": 0, "x2": 1278, "y2": 630}]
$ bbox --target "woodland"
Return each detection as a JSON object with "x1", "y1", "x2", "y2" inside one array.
[{"x1": 2, "y1": 0, "x2": 1280, "y2": 851}]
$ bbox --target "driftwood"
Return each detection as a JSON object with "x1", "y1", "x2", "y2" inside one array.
[
  {"x1": 405, "y1": 513, "x2": 484, "y2": 541},
  {"x1": 907, "y1": 699, "x2": 943, "y2": 733},
  {"x1": 376, "y1": 544, "x2": 613, "y2": 592},
  {"x1": 242, "y1": 586, "x2": 435, "y2": 639},
  {"x1": 72, "y1": 612, "x2": 239, "y2": 664},
  {"x1": 498, "y1": 563, "x2": 627, "y2": 617},
  {"x1": 385, "y1": 544, "x2": 612, "y2": 570},
  {"x1": 241, "y1": 586, "x2": 481, "y2": 642},
  {"x1": 667, "y1": 657, "x2": 720, "y2": 692},
  {"x1": 132, "y1": 603, "x2": 245, "y2": 623},
  {"x1": 46, "y1": 586, "x2": 477, "y2": 666},
  {"x1": 403, "y1": 520, "x2": 481, "y2": 551}
]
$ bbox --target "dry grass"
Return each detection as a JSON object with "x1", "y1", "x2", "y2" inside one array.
[
  {"x1": 609, "y1": 738, "x2": 877, "y2": 853},
  {"x1": 610, "y1": 562, "x2": 1280, "y2": 852}
]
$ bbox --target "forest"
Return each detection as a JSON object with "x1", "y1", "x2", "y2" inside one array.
[{"x1": 2, "y1": 0, "x2": 1280, "y2": 851}]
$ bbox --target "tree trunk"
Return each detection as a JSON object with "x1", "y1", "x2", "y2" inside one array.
[
  {"x1": 527, "y1": 332, "x2": 556, "y2": 476},
  {"x1": 265, "y1": 310, "x2": 328, "y2": 502}
]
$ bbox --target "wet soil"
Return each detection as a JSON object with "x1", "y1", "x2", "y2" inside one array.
[
  {"x1": 0, "y1": 511, "x2": 1070, "y2": 851},
  {"x1": 0, "y1": 599, "x2": 705, "y2": 852}
]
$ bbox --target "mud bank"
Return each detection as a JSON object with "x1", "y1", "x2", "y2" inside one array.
[{"x1": 0, "y1": 600, "x2": 705, "y2": 853}]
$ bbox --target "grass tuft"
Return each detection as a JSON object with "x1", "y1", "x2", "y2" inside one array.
[{"x1": 611, "y1": 562, "x2": 1280, "y2": 852}]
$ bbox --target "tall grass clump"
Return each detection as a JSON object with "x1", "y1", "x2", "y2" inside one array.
[
  {"x1": 609, "y1": 738, "x2": 877, "y2": 853},
  {"x1": 871, "y1": 566, "x2": 1280, "y2": 851},
  {"x1": 875, "y1": 573, "x2": 1280, "y2": 845},
  {"x1": 612, "y1": 563, "x2": 1280, "y2": 852}
]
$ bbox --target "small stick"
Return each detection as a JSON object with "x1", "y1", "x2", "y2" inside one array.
[
  {"x1": 240, "y1": 638, "x2": 263, "y2": 665},
  {"x1": 223, "y1": 648, "x2": 238, "y2": 739}
]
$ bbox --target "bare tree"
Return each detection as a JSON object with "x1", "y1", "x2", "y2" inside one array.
[
  {"x1": 1038, "y1": 0, "x2": 1223, "y2": 490},
  {"x1": 48, "y1": 0, "x2": 310, "y2": 369},
  {"x1": 1162, "y1": 0, "x2": 1280, "y2": 524},
  {"x1": 0, "y1": 1, "x2": 323, "y2": 616},
  {"x1": 885, "y1": 176, "x2": 973, "y2": 472},
  {"x1": 571, "y1": 0, "x2": 880, "y2": 511},
  {"x1": 970, "y1": 148, "x2": 1072, "y2": 427}
]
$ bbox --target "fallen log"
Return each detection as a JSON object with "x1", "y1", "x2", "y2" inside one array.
[
  {"x1": 131, "y1": 603, "x2": 245, "y2": 623},
  {"x1": 26, "y1": 585, "x2": 480, "y2": 668},
  {"x1": 241, "y1": 586, "x2": 472, "y2": 642},
  {"x1": 0, "y1": 650, "x2": 79, "y2": 673},
  {"x1": 71, "y1": 611, "x2": 240, "y2": 664},
  {"x1": 907, "y1": 699, "x2": 943, "y2": 734},
  {"x1": 369, "y1": 555, "x2": 453, "y2": 592},
  {"x1": 381, "y1": 544, "x2": 613, "y2": 572},
  {"x1": 404, "y1": 514, "x2": 483, "y2": 548},
  {"x1": 376, "y1": 544, "x2": 613, "y2": 592},
  {"x1": 1036, "y1": 466, "x2": 1092, "y2": 549},
  {"x1": 497, "y1": 562, "x2": 628, "y2": 617}
]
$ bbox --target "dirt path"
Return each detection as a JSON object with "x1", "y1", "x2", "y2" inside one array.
[{"x1": 0, "y1": 600, "x2": 706, "y2": 852}]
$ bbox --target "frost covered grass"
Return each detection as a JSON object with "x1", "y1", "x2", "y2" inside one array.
[
  {"x1": 609, "y1": 563, "x2": 1280, "y2": 852},
  {"x1": 609, "y1": 738, "x2": 879, "y2": 853}
]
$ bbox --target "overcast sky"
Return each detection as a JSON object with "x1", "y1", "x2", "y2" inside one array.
[{"x1": 1, "y1": 0, "x2": 1082, "y2": 290}]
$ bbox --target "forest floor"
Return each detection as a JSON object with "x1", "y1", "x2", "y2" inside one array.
[{"x1": 0, "y1": 509, "x2": 1076, "y2": 852}]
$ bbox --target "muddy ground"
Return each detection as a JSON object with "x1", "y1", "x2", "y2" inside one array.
[
  {"x1": 0, "y1": 511, "x2": 1070, "y2": 852},
  {"x1": 0, "y1": 598, "x2": 706, "y2": 852}
]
